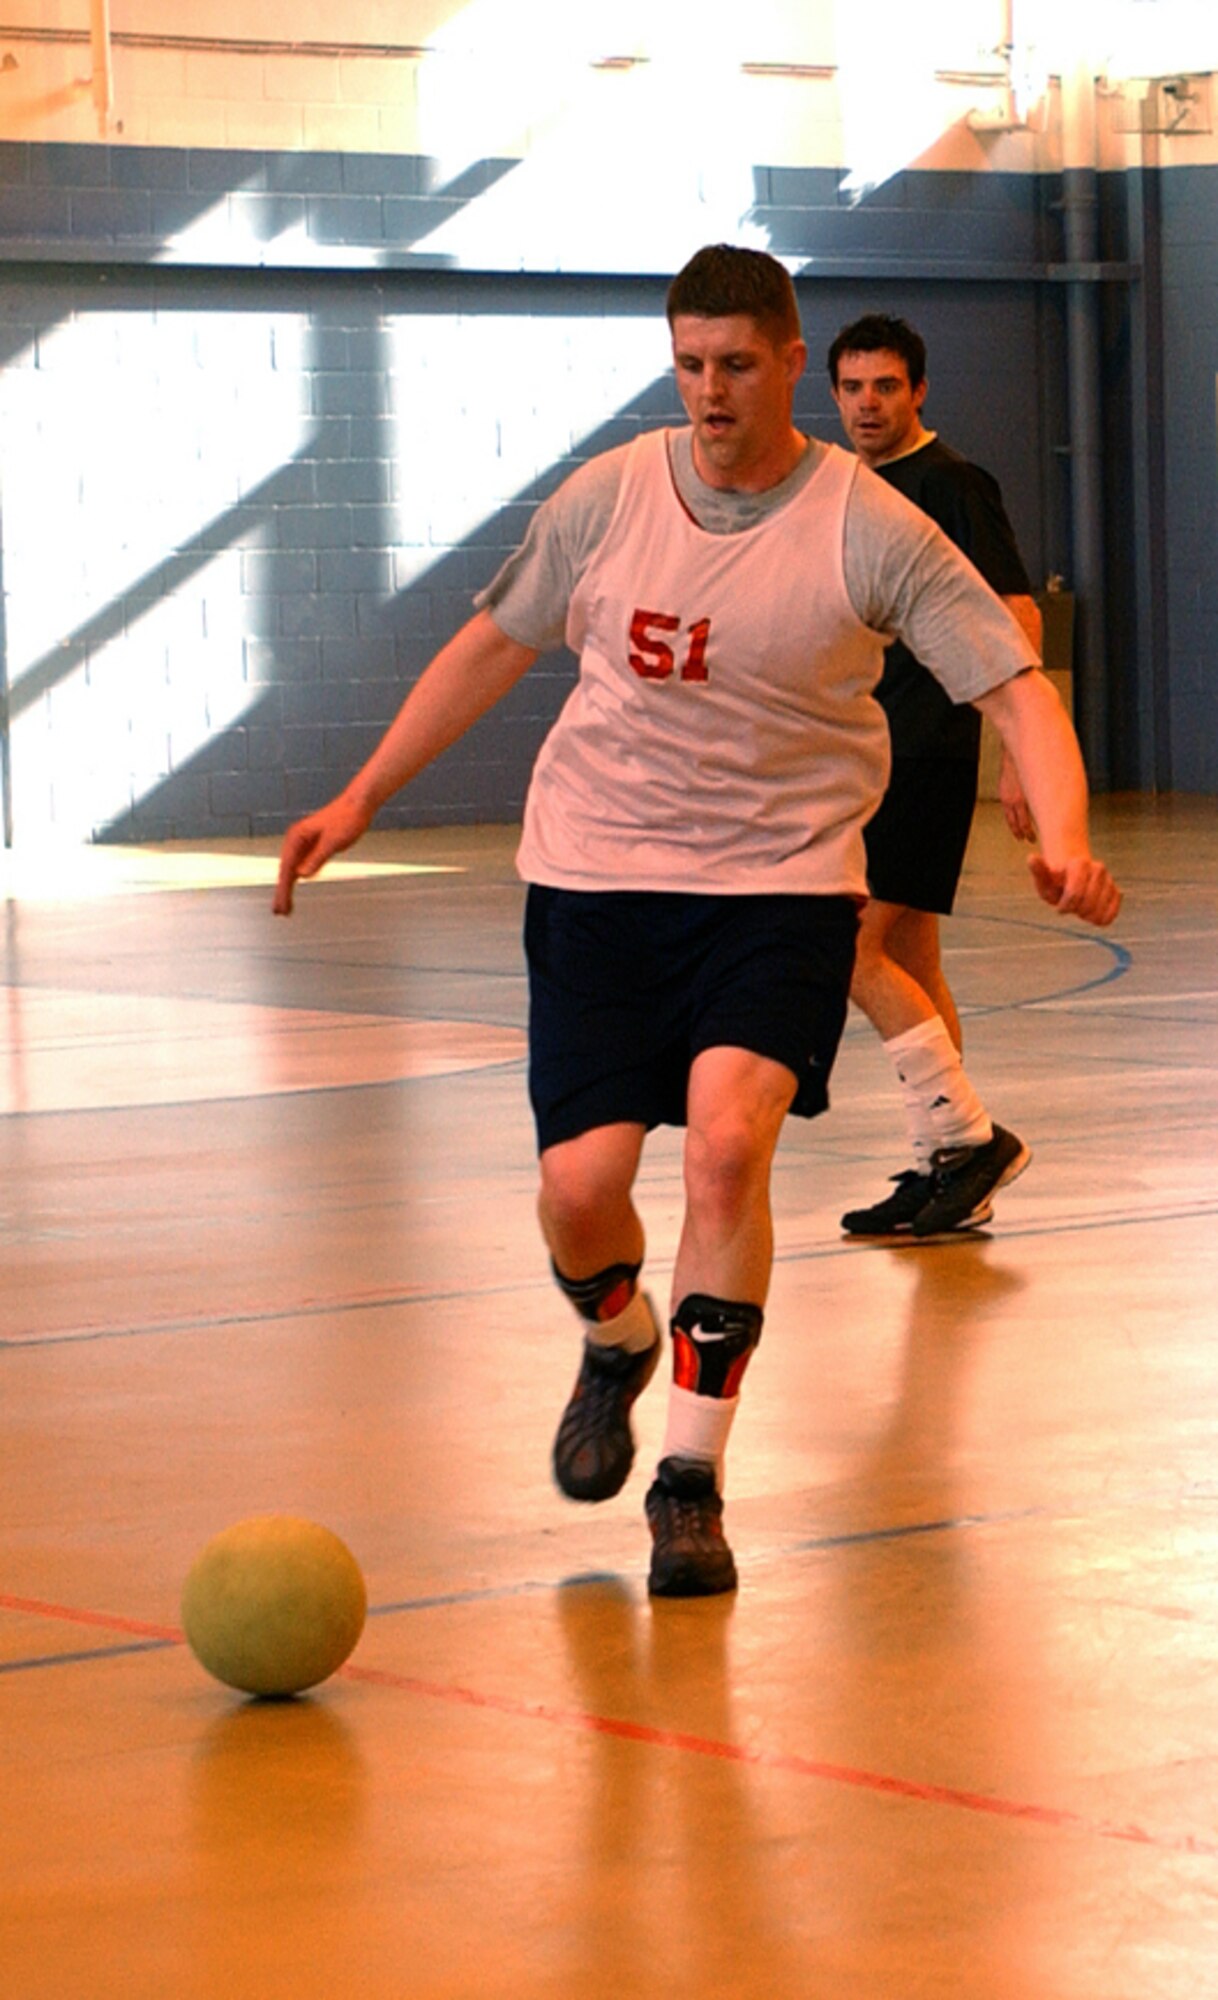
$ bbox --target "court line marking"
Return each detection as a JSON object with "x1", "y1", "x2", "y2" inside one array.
[
  {"x1": 959, "y1": 924, "x2": 1132, "y2": 1006},
  {"x1": 0, "y1": 913, "x2": 1132, "y2": 1129},
  {"x1": 340, "y1": 1662, "x2": 1218, "y2": 1859},
  {"x1": 0, "y1": 1639, "x2": 177, "y2": 1672},
  {"x1": 7, "y1": 1195, "x2": 1218, "y2": 1349},
  {"x1": 0, "y1": 1595, "x2": 182, "y2": 1645},
  {"x1": 1026, "y1": 989, "x2": 1218, "y2": 1010},
  {"x1": 11, "y1": 1480, "x2": 1214, "y2": 1674},
  {"x1": 0, "y1": 1503, "x2": 1124, "y2": 1661},
  {"x1": 0, "y1": 1055, "x2": 531, "y2": 1130},
  {"x1": 2, "y1": 1582, "x2": 1214, "y2": 1861}
]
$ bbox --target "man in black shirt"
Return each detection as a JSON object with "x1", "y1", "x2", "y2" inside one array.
[{"x1": 828, "y1": 314, "x2": 1041, "y2": 1238}]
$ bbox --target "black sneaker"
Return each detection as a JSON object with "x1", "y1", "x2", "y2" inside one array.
[
  {"x1": 912, "y1": 1124, "x2": 1032, "y2": 1237},
  {"x1": 645, "y1": 1456, "x2": 738, "y2": 1598},
  {"x1": 552, "y1": 1316, "x2": 661, "y2": 1502},
  {"x1": 841, "y1": 1169, "x2": 933, "y2": 1237}
]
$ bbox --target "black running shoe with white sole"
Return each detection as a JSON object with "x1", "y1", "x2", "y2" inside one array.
[
  {"x1": 645, "y1": 1456, "x2": 738, "y2": 1598},
  {"x1": 912, "y1": 1124, "x2": 1031, "y2": 1238},
  {"x1": 841, "y1": 1169, "x2": 933, "y2": 1237},
  {"x1": 552, "y1": 1315, "x2": 661, "y2": 1502}
]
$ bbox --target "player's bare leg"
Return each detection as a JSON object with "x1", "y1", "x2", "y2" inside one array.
[
  {"x1": 851, "y1": 898, "x2": 956, "y2": 1046},
  {"x1": 647, "y1": 1047, "x2": 793, "y2": 1597},
  {"x1": 844, "y1": 899, "x2": 1025, "y2": 1237},
  {"x1": 540, "y1": 1123, "x2": 661, "y2": 1503}
]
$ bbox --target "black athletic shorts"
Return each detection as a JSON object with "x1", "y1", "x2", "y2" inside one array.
[
  {"x1": 864, "y1": 755, "x2": 978, "y2": 915},
  {"x1": 524, "y1": 887, "x2": 859, "y2": 1152}
]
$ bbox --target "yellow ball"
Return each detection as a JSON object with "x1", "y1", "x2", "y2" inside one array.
[{"x1": 182, "y1": 1515, "x2": 367, "y2": 1697}]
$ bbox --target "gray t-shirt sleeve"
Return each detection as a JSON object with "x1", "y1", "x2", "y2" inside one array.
[
  {"x1": 475, "y1": 448, "x2": 628, "y2": 649},
  {"x1": 477, "y1": 433, "x2": 1038, "y2": 699},
  {"x1": 842, "y1": 463, "x2": 1038, "y2": 700}
]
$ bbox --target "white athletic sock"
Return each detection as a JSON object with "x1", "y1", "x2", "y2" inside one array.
[
  {"x1": 884, "y1": 1016, "x2": 992, "y2": 1160},
  {"x1": 585, "y1": 1287, "x2": 659, "y2": 1356},
  {"x1": 659, "y1": 1383, "x2": 738, "y2": 1490}
]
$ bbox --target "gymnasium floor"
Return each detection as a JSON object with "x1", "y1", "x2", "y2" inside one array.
[{"x1": 2, "y1": 795, "x2": 1216, "y2": 1998}]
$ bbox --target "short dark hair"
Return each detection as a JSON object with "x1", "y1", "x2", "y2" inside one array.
[
  {"x1": 667, "y1": 244, "x2": 802, "y2": 346},
  {"x1": 827, "y1": 314, "x2": 926, "y2": 390}
]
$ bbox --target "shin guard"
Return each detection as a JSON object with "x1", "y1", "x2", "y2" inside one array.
[
  {"x1": 552, "y1": 1258, "x2": 642, "y2": 1325},
  {"x1": 670, "y1": 1294, "x2": 763, "y2": 1398}
]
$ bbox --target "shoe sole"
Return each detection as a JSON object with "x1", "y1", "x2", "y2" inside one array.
[
  {"x1": 847, "y1": 1194, "x2": 997, "y2": 1245},
  {"x1": 892, "y1": 1221, "x2": 994, "y2": 1246},
  {"x1": 648, "y1": 1555, "x2": 738, "y2": 1598}
]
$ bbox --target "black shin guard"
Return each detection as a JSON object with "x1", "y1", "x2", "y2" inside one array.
[
  {"x1": 671, "y1": 1294, "x2": 764, "y2": 1398},
  {"x1": 552, "y1": 1257, "x2": 642, "y2": 1325}
]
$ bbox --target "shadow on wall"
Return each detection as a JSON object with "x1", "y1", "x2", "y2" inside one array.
[
  {"x1": 0, "y1": 143, "x2": 697, "y2": 844},
  {"x1": 0, "y1": 155, "x2": 1089, "y2": 842},
  {"x1": 89, "y1": 298, "x2": 679, "y2": 844}
]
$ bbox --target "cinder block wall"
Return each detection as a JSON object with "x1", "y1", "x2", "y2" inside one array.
[
  {"x1": 0, "y1": 244, "x2": 682, "y2": 841},
  {"x1": 1, "y1": 15, "x2": 1215, "y2": 834},
  {"x1": 0, "y1": 146, "x2": 1056, "y2": 843}
]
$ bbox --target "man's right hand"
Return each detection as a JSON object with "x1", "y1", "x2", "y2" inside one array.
[{"x1": 272, "y1": 793, "x2": 373, "y2": 916}]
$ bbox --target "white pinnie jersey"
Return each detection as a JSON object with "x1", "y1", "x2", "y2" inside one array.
[{"x1": 516, "y1": 428, "x2": 889, "y2": 895}]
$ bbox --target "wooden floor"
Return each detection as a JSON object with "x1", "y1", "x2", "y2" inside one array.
[{"x1": 3, "y1": 796, "x2": 1217, "y2": 1999}]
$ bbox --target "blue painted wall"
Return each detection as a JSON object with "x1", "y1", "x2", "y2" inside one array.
[
  {"x1": 0, "y1": 143, "x2": 1210, "y2": 840},
  {"x1": 1159, "y1": 167, "x2": 1218, "y2": 794}
]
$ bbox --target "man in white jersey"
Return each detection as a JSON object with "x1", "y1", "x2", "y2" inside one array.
[{"x1": 274, "y1": 245, "x2": 1120, "y2": 1600}]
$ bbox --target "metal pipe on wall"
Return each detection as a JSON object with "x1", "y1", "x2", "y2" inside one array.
[
  {"x1": 998, "y1": 0, "x2": 1015, "y2": 125},
  {"x1": 1060, "y1": 52, "x2": 1110, "y2": 786},
  {"x1": 0, "y1": 544, "x2": 10, "y2": 849},
  {"x1": 1125, "y1": 157, "x2": 1171, "y2": 791},
  {"x1": 90, "y1": 0, "x2": 113, "y2": 134}
]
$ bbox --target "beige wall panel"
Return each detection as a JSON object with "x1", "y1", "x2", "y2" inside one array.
[
  {"x1": 182, "y1": 51, "x2": 271, "y2": 105},
  {"x1": 0, "y1": 7, "x2": 1215, "y2": 171},
  {"x1": 302, "y1": 103, "x2": 390, "y2": 153},
  {"x1": 337, "y1": 59, "x2": 421, "y2": 109},
  {"x1": 262, "y1": 55, "x2": 343, "y2": 105}
]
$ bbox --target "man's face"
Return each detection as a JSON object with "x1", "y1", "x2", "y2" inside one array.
[
  {"x1": 831, "y1": 347, "x2": 927, "y2": 466},
  {"x1": 671, "y1": 313, "x2": 807, "y2": 491}
]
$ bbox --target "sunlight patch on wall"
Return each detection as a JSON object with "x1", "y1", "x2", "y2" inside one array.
[
  {"x1": 416, "y1": 0, "x2": 641, "y2": 190},
  {"x1": 835, "y1": 0, "x2": 999, "y2": 199},
  {"x1": 385, "y1": 311, "x2": 673, "y2": 583},
  {"x1": 0, "y1": 308, "x2": 310, "y2": 843},
  {"x1": 1019, "y1": 0, "x2": 1218, "y2": 83},
  {"x1": 414, "y1": 4, "x2": 770, "y2": 270}
]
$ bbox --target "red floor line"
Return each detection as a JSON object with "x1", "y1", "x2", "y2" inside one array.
[
  {"x1": 6, "y1": 1593, "x2": 1216, "y2": 1861},
  {"x1": 12, "y1": 1202, "x2": 1216, "y2": 1350},
  {"x1": 0, "y1": 1592, "x2": 183, "y2": 1642},
  {"x1": 344, "y1": 1663, "x2": 1218, "y2": 1861}
]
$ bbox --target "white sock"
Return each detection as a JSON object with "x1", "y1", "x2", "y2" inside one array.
[
  {"x1": 884, "y1": 1016, "x2": 991, "y2": 1160},
  {"x1": 585, "y1": 1287, "x2": 659, "y2": 1356},
  {"x1": 659, "y1": 1383, "x2": 738, "y2": 1491}
]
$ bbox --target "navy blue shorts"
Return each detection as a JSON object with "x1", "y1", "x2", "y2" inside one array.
[
  {"x1": 864, "y1": 755, "x2": 978, "y2": 915},
  {"x1": 524, "y1": 887, "x2": 859, "y2": 1153}
]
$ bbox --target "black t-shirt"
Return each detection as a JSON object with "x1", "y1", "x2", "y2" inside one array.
[{"x1": 876, "y1": 436, "x2": 1032, "y2": 761}]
